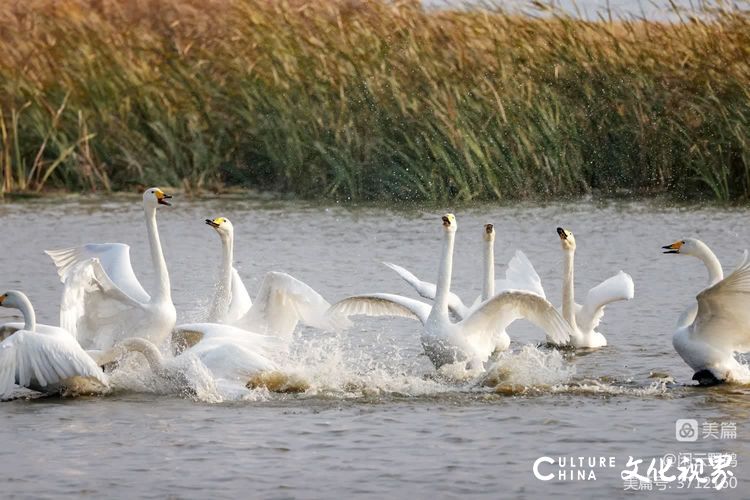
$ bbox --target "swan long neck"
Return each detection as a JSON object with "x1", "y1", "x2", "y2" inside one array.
[
  {"x1": 434, "y1": 230, "x2": 456, "y2": 316},
  {"x1": 144, "y1": 205, "x2": 171, "y2": 302},
  {"x1": 16, "y1": 294, "x2": 36, "y2": 331},
  {"x1": 562, "y1": 248, "x2": 577, "y2": 330},
  {"x1": 482, "y1": 238, "x2": 495, "y2": 301},
  {"x1": 208, "y1": 232, "x2": 234, "y2": 322},
  {"x1": 695, "y1": 243, "x2": 724, "y2": 286},
  {"x1": 102, "y1": 338, "x2": 165, "y2": 373}
]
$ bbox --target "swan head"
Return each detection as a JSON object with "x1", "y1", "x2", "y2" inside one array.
[
  {"x1": 483, "y1": 223, "x2": 495, "y2": 242},
  {"x1": 205, "y1": 217, "x2": 234, "y2": 237},
  {"x1": 557, "y1": 227, "x2": 576, "y2": 251},
  {"x1": 662, "y1": 238, "x2": 703, "y2": 256},
  {"x1": 0, "y1": 290, "x2": 26, "y2": 310},
  {"x1": 143, "y1": 187, "x2": 172, "y2": 208},
  {"x1": 442, "y1": 213, "x2": 457, "y2": 233}
]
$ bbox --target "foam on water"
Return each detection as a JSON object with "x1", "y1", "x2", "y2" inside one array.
[{"x1": 98, "y1": 335, "x2": 682, "y2": 403}]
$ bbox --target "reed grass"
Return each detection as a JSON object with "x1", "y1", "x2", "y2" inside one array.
[{"x1": 0, "y1": 0, "x2": 748, "y2": 201}]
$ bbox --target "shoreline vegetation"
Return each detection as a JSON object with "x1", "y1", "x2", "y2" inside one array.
[{"x1": 0, "y1": 0, "x2": 749, "y2": 202}]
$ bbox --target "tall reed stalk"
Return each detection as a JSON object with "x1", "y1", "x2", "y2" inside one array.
[{"x1": 0, "y1": 0, "x2": 748, "y2": 201}]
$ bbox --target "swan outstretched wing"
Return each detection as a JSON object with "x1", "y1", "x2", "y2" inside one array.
[
  {"x1": 576, "y1": 271, "x2": 635, "y2": 333},
  {"x1": 46, "y1": 244, "x2": 150, "y2": 303},
  {"x1": 693, "y1": 251, "x2": 750, "y2": 351},
  {"x1": 234, "y1": 272, "x2": 345, "y2": 338},
  {"x1": 495, "y1": 250, "x2": 546, "y2": 298},
  {"x1": 225, "y1": 268, "x2": 253, "y2": 324},
  {"x1": 383, "y1": 262, "x2": 469, "y2": 318},
  {"x1": 328, "y1": 293, "x2": 432, "y2": 324},
  {"x1": 46, "y1": 252, "x2": 147, "y2": 349},
  {"x1": 0, "y1": 329, "x2": 108, "y2": 398},
  {"x1": 461, "y1": 290, "x2": 572, "y2": 345}
]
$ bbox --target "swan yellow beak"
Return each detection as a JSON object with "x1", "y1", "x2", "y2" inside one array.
[
  {"x1": 662, "y1": 241, "x2": 683, "y2": 254},
  {"x1": 205, "y1": 218, "x2": 221, "y2": 228},
  {"x1": 156, "y1": 189, "x2": 172, "y2": 206}
]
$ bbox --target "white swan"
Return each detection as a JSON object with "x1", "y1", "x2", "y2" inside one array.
[
  {"x1": 0, "y1": 291, "x2": 108, "y2": 399},
  {"x1": 198, "y1": 216, "x2": 346, "y2": 340},
  {"x1": 552, "y1": 227, "x2": 634, "y2": 348},
  {"x1": 329, "y1": 214, "x2": 571, "y2": 370},
  {"x1": 45, "y1": 188, "x2": 177, "y2": 351},
  {"x1": 663, "y1": 238, "x2": 750, "y2": 385},
  {"x1": 383, "y1": 223, "x2": 546, "y2": 320},
  {"x1": 98, "y1": 333, "x2": 278, "y2": 390}
]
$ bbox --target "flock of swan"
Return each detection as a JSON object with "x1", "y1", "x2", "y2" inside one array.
[{"x1": 1, "y1": 187, "x2": 749, "y2": 400}]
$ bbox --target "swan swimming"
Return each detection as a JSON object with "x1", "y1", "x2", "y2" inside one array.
[
  {"x1": 329, "y1": 214, "x2": 572, "y2": 370},
  {"x1": 192, "y1": 216, "x2": 345, "y2": 341},
  {"x1": 551, "y1": 227, "x2": 635, "y2": 348},
  {"x1": 0, "y1": 291, "x2": 108, "y2": 399},
  {"x1": 45, "y1": 188, "x2": 178, "y2": 351},
  {"x1": 663, "y1": 238, "x2": 750, "y2": 385}
]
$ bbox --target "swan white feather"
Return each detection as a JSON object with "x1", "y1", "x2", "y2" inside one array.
[
  {"x1": 45, "y1": 188, "x2": 177, "y2": 351},
  {"x1": 204, "y1": 217, "x2": 347, "y2": 339},
  {"x1": 330, "y1": 215, "x2": 572, "y2": 370},
  {"x1": 0, "y1": 291, "x2": 108, "y2": 399},
  {"x1": 664, "y1": 239, "x2": 750, "y2": 384},
  {"x1": 553, "y1": 228, "x2": 635, "y2": 348}
]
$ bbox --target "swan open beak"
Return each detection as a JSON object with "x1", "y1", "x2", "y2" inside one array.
[
  {"x1": 156, "y1": 190, "x2": 172, "y2": 206},
  {"x1": 205, "y1": 218, "x2": 220, "y2": 228},
  {"x1": 556, "y1": 227, "x2": 568, "y2": 240},
  {"x1": 662, "y1": 241, "x2": 683, "y2": 254},
  {"x1": 442, "y1": 216, "x2": 451, "y2": 227}
]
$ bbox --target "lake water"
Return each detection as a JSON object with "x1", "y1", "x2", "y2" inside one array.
[{"x1": 1, "y1": 197, "x2": 749, "y2": 498}]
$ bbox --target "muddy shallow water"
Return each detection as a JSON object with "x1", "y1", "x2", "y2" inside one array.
[{"x1": 1, "y1": 197, "x2": 749, "y2": 498}]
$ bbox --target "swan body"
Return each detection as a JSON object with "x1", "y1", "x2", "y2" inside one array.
[
  {"x1": 0, "y1": 291, "x2": 108, "y2": 398},
  {"x1": 663, "y1": 238, "x2": 750, "y2": 385},
  {"x1": 100, "y1": 333, "x2": 278, "y2": 388},
  {"x1": 553, "y1": 228, "x2": 635, "y2": 348},
  {"x1": 198, "y1": 217, "x2": 346, "y2": 340},
  {"x1": 45, "y1": 188, "x2": 177, "y2": 351},
  {"x1": 329, "y1": 215, "x2": 572, "y2": 370}
]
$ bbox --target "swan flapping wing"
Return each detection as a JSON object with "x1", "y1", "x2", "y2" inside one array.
[
  {"x1": 224, "y1": 267, "x2": 253, "y2": 324},
  {"x1": 693, "y1": 251, "x2": 750, "y2": 352},
  {"x1": 46, "y1": 244, "x2": 151, "y2": 303},
  {"x1": 235, "y1": 272, "x2": 345, "y2": 338},
  {"x1": 328, "y1": 293, "x2": 432, "y2": 324},
  {"x1": 49, "y1": 256, "x2": 146, "y2": 349},
  {"x1": 461, "y1": 290, "x2": 572, "y2": 345},
  {"x1": 383, "y1": 262, "x2": 469, "y2": 318},
  {"x1": 495, "y1": 250, "x2": 546, "y2": 299},
  {"x1": 576, "y1": 271, "x2": 635, "y2": 334},
  {"x1": 0, "y1": 329, "x2": 108, "y2": 398}
]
